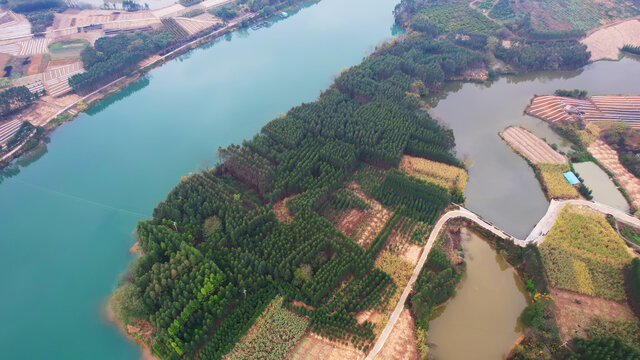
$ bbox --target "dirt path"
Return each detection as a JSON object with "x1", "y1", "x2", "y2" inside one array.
[{"x1": 365, "y1": 207, "x2": 524, "y2": 360}]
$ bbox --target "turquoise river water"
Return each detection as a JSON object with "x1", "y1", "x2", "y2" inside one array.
[
  {"x1": 1, "y1": 0, "x2": 639, "y2": 358},
  {"x1": 0, "y1": 0, "x2": 400, "y2": 358}
]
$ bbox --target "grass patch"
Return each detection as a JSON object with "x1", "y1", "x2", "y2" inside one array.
[
  {"x1": 224, "y1": 296, "x2": 309, "y2": 360},
  {"x1": 538, "y1": 163, "x2": 579, "y2": 199},
  {"x1": 540, "y1": 205, "x2": 632, "y2": 301},
  {"x1": 586, "y1": 317, "x2": 640, "y2": 350},
  {"x1": 48, "y1": 39, "x2": 89, "y2": 54}
]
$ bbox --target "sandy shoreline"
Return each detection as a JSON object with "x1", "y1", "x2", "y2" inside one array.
[{"x1": 104, "y1": 297, "x2": 158, "y2": 360}]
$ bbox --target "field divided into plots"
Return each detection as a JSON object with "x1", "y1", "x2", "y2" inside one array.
[
  {"x1": 527, "y1": 95, "x2": 640, "y2": 128},
  {"x1": 175, "y1": 18, "x2": 217, "y2": 35},
  {"x1": 43, "y1": 62, "x2": 83, "y2": 97},
  {"x1": 0, "y1": 119, "x2": 22, "y2": 144}
]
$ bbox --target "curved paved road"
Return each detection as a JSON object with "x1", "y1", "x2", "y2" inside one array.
[
  {"x1": 365, "y1": 207, "x2": 521, "y2": 360},
  {"x1": 366, "y1": 200, "x2": 640, "y2": 359}
]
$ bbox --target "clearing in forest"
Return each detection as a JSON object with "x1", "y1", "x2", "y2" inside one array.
[
  {"x1": 223, "y1": 297, "x2": 309, "y2": 360},
  {"x1": 273, "y1": 195, "x2": 295, "y2": 223},
  {"x1": 500, "y1": 126, "x2": 567, "y2": 164},
  {"x1": 539, "y1": 205, "x2": 632, "y2": 301},
  {"x1": 321, "y1": 183, "x2": 393, "y2": 248},
  {"x1": 399, "y1": 155, "x2": 468, "y2": 191}
]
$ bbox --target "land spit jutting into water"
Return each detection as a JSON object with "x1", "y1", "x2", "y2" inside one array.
[{"x1": 366, "y1": 198, "x2": 640, "y2": 359}]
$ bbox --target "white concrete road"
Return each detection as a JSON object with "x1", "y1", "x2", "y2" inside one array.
[{"x1": 365, "y1": 200, "x2": 640, "y2": 359}]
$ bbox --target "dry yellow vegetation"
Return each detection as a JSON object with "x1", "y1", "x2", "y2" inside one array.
[
  {"x1": 540, "y1": 205, "x2": 632, "y2": 301},
  {"x1": 399, "y1": 155, "x2": 468, "y2": 191},
  {"x1": 374, "y1": 252, "x2": 414, "y2": 335},
  {"x1": 538, "y1": 163, "x2": 579, "y2": 199}
]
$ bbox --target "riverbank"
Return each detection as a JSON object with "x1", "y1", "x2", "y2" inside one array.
[
  {"x1": 0, "y1": 1, "x2": 311, "y2": 169},
  {"x1": 104, "y1": 299, "x2": 158, "y2": 360}
]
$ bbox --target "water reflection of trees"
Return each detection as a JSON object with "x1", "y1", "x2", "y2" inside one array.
[
  {"x1": 86, "y1": 76, "x2": 151, "y2": 115},
  {"x1": 504, "y1": 68, "x2": 583, "y2": 84}
]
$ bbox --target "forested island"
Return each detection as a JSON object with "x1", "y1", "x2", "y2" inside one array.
[{"x1": 108, "y1": 0, "x2": 640, "y2": 359}]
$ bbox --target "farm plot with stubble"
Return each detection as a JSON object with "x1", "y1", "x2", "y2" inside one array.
[
  {"x1": 500, "y1": 126, "x2": 567, "y2": 164},
  {"x1": 539, "y1": 205, "x2": 632, "y2": 301},
  {"x1": 223, "y1": 296, "x2": 309, "y2": 360},
  {"x1": 399, "y1": 155, "x2": 468, "y2": 192},
  {"x1": 538, "y1": 163, "x2": 579, "y2": 199}
]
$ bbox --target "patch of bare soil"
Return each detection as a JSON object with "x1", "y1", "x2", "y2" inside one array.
[
  {"x1": 377, "y1": 309, "x2": 419, "y2": 360},
  {"x1": 105, "y1": 300, "x2": 158, "y2": 360},
  {"x1": 448, "y1": 65, "x2": 488, "y2": 81},
  {"x1": 334, "y1": 208, "x2": 368, "y2": 237},
  {"x1": 273, "y1": 195, "x2": 295, "y2": 223},
  {"x1": 552, "y1": 287, "x2": 637, "y2": 341},
  {"x1": 582, "y1": 19, "x2": 640, "y2": 61},
  {"x1": 501, "y1": 126, "x2": 568, "y2": 164},
  {"x1": 400, "y1": 244, "x2": 422, "y2": 266},
  {"x1": 26, "y1": 54, "x2": 43, "y2": 76},
  {"x1": 588, "y1": 139, "x2": 640, "y2": 208},
  {"x1": 0, "y1": 53, "x2": 9, "y2": 75},
  {"x1": 20, "y1": 101, "x2": 60, "y2": 127},
  {"x1": 348, "y1": 182, "x2": 393, "y2": 248},
  {"x1": 291, "y1": 333, "x2": 365, "y2": 360},
  {"x1": 291, "y1": 300, "x2": 314, "y2": 311},
  {"x1": 355, "y1": 310, "x2": 382, "y2": 325},
  {"x1": 129, "y1": 241, "x2": 141, "y2": 256}
]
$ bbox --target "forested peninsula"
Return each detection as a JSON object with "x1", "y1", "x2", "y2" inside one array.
[{"x1": 111, "y1": 0, "x2": 600, "y2": 359}]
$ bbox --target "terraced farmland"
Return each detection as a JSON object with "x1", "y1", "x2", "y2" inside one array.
[
  {"x1": 527, "y1": 95, "x2": 640, "y2": 128},
  {"x1": 0, "y1": 119, "x2": 22, "y2": 144},
  {"x1": 43, "y1": 62, "x2": 84, "y2": 97},
  {"x1": 175, "y1": 18, "x2": 218, "y2": 35}
]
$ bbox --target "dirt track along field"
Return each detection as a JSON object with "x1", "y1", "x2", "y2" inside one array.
[
  {"x1": 500, "y1": 126, "x2": 568, "y2": 164},
  {"x1": 582, "y1": 19, "x2": 640, "y2": 61}
]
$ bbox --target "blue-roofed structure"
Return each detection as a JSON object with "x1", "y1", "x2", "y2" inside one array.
[{"x1": 563, "y1": 171, "x2": 580, "y2": 185}]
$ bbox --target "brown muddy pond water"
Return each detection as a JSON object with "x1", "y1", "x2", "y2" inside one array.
[
  {"x1": 427, "y1": 228, "x2": 530, "y2": 360},
  {"x1": 573, "y1": 161, "x2": 629, "y2": 212}
]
